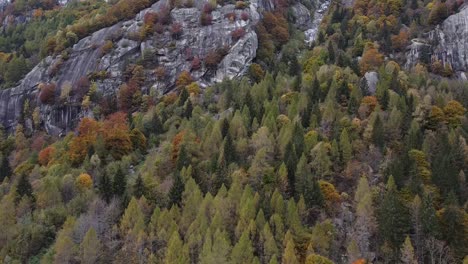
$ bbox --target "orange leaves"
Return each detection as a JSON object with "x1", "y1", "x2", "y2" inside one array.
[
  {"x1": 68, "y1": 113, "x2": 136, "y2": 164},
  {"x1": 69, "y1": 118, "x2": 100, "y2": 165},
  {"x1": 176, "y1": 71, "x2": 193, "y2": 87},
  {"x1": 38, "y1": 146, "x2": 56, "y2": 166},
  {"x1": 172, "y1": 131, "x2": 186, "y2": 162},
  {"x1": 102, "y1": 113, "x2": 133, "y2": 160},
  {"x1": 359, "y1": 44, "x2": 384, "y2": 74},
  {"x1": 76, "y1": 173, "x2": 93, "y2": 190},
  {"x1": 391, "y1": 30, "x2": 409, "y2": 51}
]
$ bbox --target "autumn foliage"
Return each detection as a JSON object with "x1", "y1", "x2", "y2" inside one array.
[
  {"x1": 359, "y1": 44, "x2": 384, "y2": 74},
  {"x1": 38, "y1": 146, "x2": 56, "y2": 166}
]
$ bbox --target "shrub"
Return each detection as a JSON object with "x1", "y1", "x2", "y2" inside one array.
[
  {"x1": 235, "y1": 1, "x2": 248, "y2": 9},
  {"x1": 200, "y1": 12, "x2": 213, "y2": 26},
  {"x1": 155, "y1": 66, "x2": 166, "y2": 80},
  {"x1": 225, "y1": 12, "x2": 236, "y2": 21},
  {"x1": 191, "y1": 57, "x2": 201, "y2": 70},
  {"x1": 158, "y1": 4, "x2": 171, "y2": 25},
  {"x1": 171, "y1": 23, "x2": 183, "y2": 39},
  {"x1": 176, "y1": 71, "x2": 193, "y2": 86},
  {"x1": 185, "y1": 48, "x2": 194, "y2": 61},
  {"x1": 205, "y1": 50, "x2": 223, "y2": 69},
  {"x1": 155, "y1": 23, "x2": 165, "y2": 34},
  {"x1": 231, "y1": 28, "x2": 246, "y2": 41},
  {"x1": 75, "y1": 76, "x2": 91, "y2": 99},
  {"x1": 48, "y1": 59, "x2": 63, "y2": 77},
  {"x1": 39, "y1": 83, "x2": 56, "y2": 105},
  {"x1": 187, "y1": 82, "x2": 201, "y2": 95},
  {"x1": 144, "y1": 12, "x2": 158, "y2": 25},
  {"x1": 203, "y1": 2, "x2": 215, "y2": 13},
  {"x1": 241, "y1": 12, "x2": 249, "y2": 21}
]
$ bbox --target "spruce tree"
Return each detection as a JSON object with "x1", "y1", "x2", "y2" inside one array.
[
  {"x1": 133, "y1": 174, "x2": 145, "y2": 198},
  {"x1": 112, "y1": 167, "x2": 127, "y2": 197},
  {"x1": 169, "y1": 172, "x2": 184, "y2": 206},
  {"x1": 99, "y1": 171, "x2": 113, "y2": 203},
  {"x1": 16, "y1": 173, "x2": 33, "y2": 201},
  {"x1": 0, "y1": 154, "x2": 11, "y2": 182},
  {"x1": 372, "y1": 115, "x2": 385, "y2": 149},
  {"x1": 377, "y1": 176, "x2": 410, "y2": 254}
]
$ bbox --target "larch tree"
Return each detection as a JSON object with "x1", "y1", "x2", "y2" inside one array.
[
  {"x1": 231, "y1": 230, "x2": 255, "y2": 264},
  {"x1": 80, "y1": 227, "x2": 102, "y2": 264},
  {"x1": 400, "y1": 236, "x2": 417, "y2": 264}
]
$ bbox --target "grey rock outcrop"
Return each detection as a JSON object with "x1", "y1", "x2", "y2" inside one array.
[
  {"x1": 0, "y1": 0, "x2": 260, "y2": 135},
  {"x1": 405, "y1": 6, "x2": 468, "y2": 74}
]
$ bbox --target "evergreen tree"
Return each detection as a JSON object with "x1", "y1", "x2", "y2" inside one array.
[
  {"x1": 377, "y1": 176, "x2": 410, "y2": 254},
  {"x1": 339, "y1": 128, "x2": 352, "y2": 165},
  {"x1": 184, "y1": 100, "x2": 193, "y2": 118},
  {"x1": 99, "y1": 171, "x2": 113, "y2": 203},
  {"x1": 133, "y1": 174, "x2": 145, "y2": 198},
  {"x1": 304, "y1": 175, "x2": 324, "y2": 208},
  {"x1": 372, "y1": 115, "x2": 385, "y2": 149},
  {"x1": 112, "y1": 167, "x2": 127, "y2": 197},
  {"x1": 179, "y1": 88, "x2": 189, "y2": 106},
  {"x1": 0, "y1": 154, "x2": 11, "y2": 182},
  {"x1": 284, "y1": 141, "x2": 298, "y2": 197},
  {"x1": 169, "y1": 172, "x2": 184, "y2": 206},
  {"x1": 327, "y1": 41, "x2": 335, "y2": 63},
  {"x1": 439, "y1": 192, "x2": 467, "y2": 258},
  {"x1": 176, "y1": 145, "x2": 190, "y2": 170},
  {"x1": 16, "y1": 173, "x2": 33, "y2": 201}
]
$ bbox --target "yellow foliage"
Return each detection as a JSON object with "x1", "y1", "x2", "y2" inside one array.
[{"x1": 76, "y1": 173, "x2": 93, "y2": 190}]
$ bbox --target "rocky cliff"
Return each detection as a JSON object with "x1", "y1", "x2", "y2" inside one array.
[
  {"x1": 0, "y1": 0, "x2": 327, "y2": 135},
  {"x1": 405, "y1": 5, "x2": 468, "y2": 78}
]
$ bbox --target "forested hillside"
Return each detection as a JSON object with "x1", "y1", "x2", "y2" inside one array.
[{"x1": 0, "y1": 0, "x2": 467, "y2": 263}]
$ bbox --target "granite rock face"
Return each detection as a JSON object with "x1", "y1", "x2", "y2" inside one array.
[
  {"x1": 405, "y1": 6, "x2": 468, "y2": 75},
  {"x1": 0, "y1": 0, "x2": 261, "y2": 135},
  {"x1": 0, "y1": 0, "x2": 330, "y2": 135}
]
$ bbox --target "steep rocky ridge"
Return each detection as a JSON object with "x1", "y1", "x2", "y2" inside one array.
[
  {"x1": 405, "y1": 5, "x2": 468, "y2": 78},
  {"x1": 0, "y1": 0, "x2": 327, "y2": 135}
]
